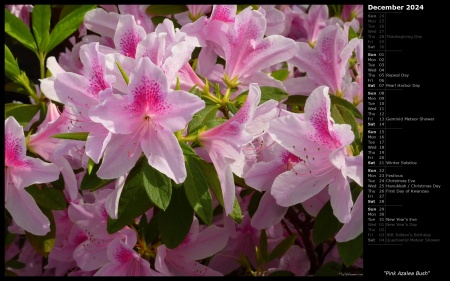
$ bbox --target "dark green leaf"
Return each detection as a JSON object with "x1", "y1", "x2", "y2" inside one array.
[
  {"x1": 59, "y1": 5, "x2": 85, "y2": 20},
  {"x1": 329, "y1": 94, "x2": 362, "y2": 120},
  {"x1": 348, "y1": 26, "x2": 358, "y2": 41},
  {"x1": 5, "y1": 82, "x2": 30, "y2": 96},
  {"x1": 335, "y1": 104, "x2": 363, "y2": 154},
  {"x1": 107, "y1": 158, "x2": 154, "y2": 234},
  {"x1": 179, "y1": 141, "x2": 197, "y2": 157},
  {"x1": 145, "y1": 212, "x2": 160, "y2": 243},
  {"x1": 350, "y1": 181, "x2": 363, "y2": 202},
  {"x1": 315, "y1": 262, "x2": 342, "y2": 276},
  {"x1": 313, "y1": 201, "x2": 343, "y2": 245},
  {"x1": 151, "y1": 16, "x2": 167, "y2": 26},
  {"x1": 268, "y1": 234, "x2": 297, "y2": 262},
  {"x1": 31, "y1": 5, "x2": 51, "y2": 50},
  {"x1": 25, "y1": 185, "x2": 67, "y2": 210},
  {"x1": 330, "y1": 104, "x2": 345, "y2": 125},
  {"x1": 5, "y1": 232, "x2": 16, "y2": 247},
  {"x1": 146, "y1": 5, "x2": 187, "y2": 15},
  {"x1": 337, "y1": 233, "x2": 363, "y2": 266},
  {"x1": 188, "y1": 105, "x2": 219, "y2": 134},
  {"x1": 142, "y1": 161, "x2": 172, "y2": 211},
  {"x1": 226, "y1": 102, "x2": 238, "y2": 114},
  {"x1": 271, "y1": 69, "x2": 290, "y2": 81},
  {"x1": 5, "y1": 45, "x2": 21, "y2": 81},
  {"x1": 80, "y1": 160, "x2": 115, "y2": 191},
  {"x1": 158, "y1": 186, "x2": 193, "y2": 249},
  {"x1": 87, "y1": 157, "x2": 95, "y2": 175},
  {"x1": 45, "y1": 5, "x2": 97, "y2": 53},
  {"x1": 25, "y1": 207, "x2": 55, "y2": 256},
  {"x1": 283, "y1": 95, "x2": 308, "y2": 107},
  {"x1": 194, "y1": 158, "x2": 224, "y2": 208},
  {"x1": 269, "y1": 270, "x2": 295, "y2": 276},
  {"x1": 259, "y1": 229, "x2": 268, "y2": 262},
  {"x1": 204, "y1": 118, "x2": 227, "y2": 130},
  {"x1": 5, "y1": 103, "x2": 40, "y2": 127},
  {"x1": 52, "y1": 132, "x2": 89, "y2": 141},
  {"x1": 229, "y1": 197, "x2": 242, "y2": 224},
  {"x1": 184, "y1": 156, "x2": 213, "y2": 225},
  {"x1": 259, "y1": 86, "x2": 289, "y2": 105},
  {"x1": 5, "y1": 8, "x2": 37, "y2": 52},
  {"x1": 237, "y1": 86, "x2": 289, "y2": 106},
  {"x1": 5, "y1": 258, "x2": 25, "y2": 269},
  {"x1": 248, "y1": 191, "x2": 263, "y2": 218}
]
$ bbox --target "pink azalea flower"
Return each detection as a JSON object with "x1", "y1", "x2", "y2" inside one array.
[
  {"x1": 90, "y1": 57, "x2": 205, "y2": 183},
  {"x1": 208, "y1": 211, "x2": 284, "y2": 275},
  {"x1": 204, "y1": 6, "x2": 296, "y2": 86},
  {"x1": 268, "y1": 245, "x2": 310, "y2": 276},
  {"x1": 335, "y1": 191, "x2": 363, "y2": 242},
  {"x1": 155, "y1": 217, "x2": 228, "y2": 276},
  {"x1": 8, "y1": 240, "x2": 43, "y2": 276},
  {"x1": 289, "y1": 24, "x2": 360, "y2": 94},
  {"x1": 5, "y1": 116, "x2": 60, "y2": 235},
  {"x1": 268, "y1": 86, "x2": 362, "y2": 223},
  {"x1": 114, "y1": 15, "x2": 146, "y2": 58},
  {"x1": 5, "y1": 5, "x2": 33, "y2": 29},
  {"x1": 341, "y1": 5, "x2": 364, "y2": 26},
  {"x1": 118, "y1": 5, "x2": 155, "y2": 33},
  {"x1": 68, "y1": 189, "x2": 136, "y2": 271},
  {"x1": 279, "y1": 5, "x2": 329, "y2": 44},
  {"x1": 27, "y1": 102, "x2": 81, "y2": 201},
  {"x1": 174, "y1": 5, "x2": 212, "y2": 26},
  {"x1": 53, "y1": 42, "x2": 116, "y2": 164},
  {"x1": 198, "y1": 83, "x2": 261, "y2": 215},
  {"x1": 95, "y1": 237, "x2": 161, "y2": 276}
]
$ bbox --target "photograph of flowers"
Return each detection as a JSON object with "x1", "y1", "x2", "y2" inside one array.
[{"x1": 4, "y1": 4, "x2": 363, "y2": 276}]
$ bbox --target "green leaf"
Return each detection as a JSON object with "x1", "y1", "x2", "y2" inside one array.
[
  {"x1": 25, "y1": 185, "x2": 67, "y2": 210},
  {"x1": 59, "y1": 5, "x2": 85, "y2": 20},
  {"x1": 80, "y1": 160, "x2": 115, "y2": 191},
  {"x1": 329, "y1": 94, "x2": 362, "y2": 120},
  {"x1": 348, "y1": 26, "x2": 358, "y2": 41},
  {"x1": 5, "y1": 103, "x2": 40, "y2": 127},
  {"x1": 5, "y1": 82, "x2": 31, "y2": 96},
  {"x1": 271, "y1": 69, "x2": 290, "y2": 81},
  {"x1": 142, "y1": 160, "x2": 172, "y2": 211},
  {"x1": 87, "y1": 157, "x2": 95, "y2": 175},
  {"x1": 5, "y1": 8, "x2": 37, "y2": 52},
  {"x1": 229, "y1": 197, "x2": 242, "y2": 224},
  {"x1": 45, "y1": 5, "x2": 97, "y2": 53},
  {"x1": 145, "y1": 212, "x2": 160, "y2": 244},
  {"x1": 5, "y1": 232, "x2": 16, "y2": 247},
  {"x1": 146, "y1": 5, "x2": 188, "y2": 15},
  {"x1": 188, "y1": 105, "x2": 219, "y2": 134},
  {"x1": 268, "y1": 234, "x2": 297, "y2": 262},
  {"x1": 350, "y1": 181, "x2": 363, "y2": 202},
  {"x1": 335, "y1": 104, "x2": 363, "y2": 154},
  {"x1": 315, "y1": 261, "x2": 342, "y2": 276},
  {"x1": 269, "y1": 270, "x2": 295, "y2": 276},
  {"x1": 179, "y1": 141, "x2": 197, "y2": 157},
  {"x1": 226, "y1": 102, "x2": 238, "y2": 114},
  {"x1": 337, "y1": 233, "x2": 363, "y2": 266},
  {"x1": 184, "y1": 156, "x2": 213, "y2": 225},
  {"x1": 248, "y1": 190, "x2": 263, "y2": 218},
  {"x1": 31, "y1": 5, "x2": 51, "y2": 50},
  {"x1": 52, "y1": 132, "x2": 89, "y2": 141},
  {"x1": 259, "y1": 86, "x2": 289, "y2": 105},
  {"x1": 259, "y1": 229, "x2": 268, "y2": 262},
  {"x1": 283, "y1": 95, "x2": 308, "y2": 107},
  {"x1": 194, "y1": 158, "x2": 224, "y2": 208},
  {"x1": 4, "y1": 45, "x2": 21, "y2": 81},
  {"x1": 5, "y1": 258, "x2": 25, "y2": 269},
  {"x1": 151, "y1": 16, "x2": 167, "y2": 26},
  {"x1": 25, "y1": 207, "x2": 55, "y2": 256},
  {"x1": 116, "y1": 60, "x2": 130, "y2": 85},
  {"x1": 237, "y1": 86, "x2": 289, "y2": 106},
  {"x1": 330, "y1": 104, "x2": 345, "y2": 125},
  {"x1": 107, "y1": 158, "x2": 155, "y2": 234},
  {"x1": 203, "y1": 118, "x2": 227, "y2": 130},
  {"x1": 313, "y1": 201, "x2": 343, "y2": 245},
  {"x1": 158, "y1": 186, "x2": 193, "y2": 248}
]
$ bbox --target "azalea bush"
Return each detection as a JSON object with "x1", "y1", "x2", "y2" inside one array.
[{"x1": 4, "y1": 4, "x2": 364, "y2": 276}]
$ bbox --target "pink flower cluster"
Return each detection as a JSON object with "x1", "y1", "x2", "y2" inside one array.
[{"x1": 5, "y1": 4, "x2": 363, "y2": 276}]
